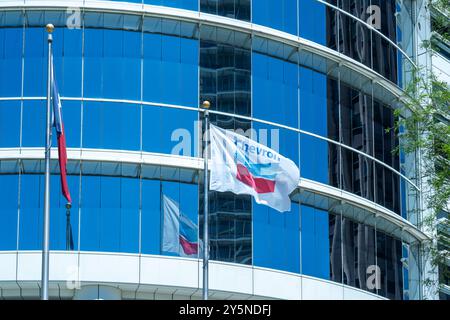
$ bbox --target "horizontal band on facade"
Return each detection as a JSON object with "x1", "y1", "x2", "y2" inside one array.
[
  {"x1": 0, "y1": 0, "x2": 408, "y2": 107},
  {"x1": 0, "y1": 147, "x2": 428, "y2": 243},
  {"x1": 0, "y1": 96, "x2": 420, "y2": 191},
  {"x1": 0, "y1": 251, "x2": 387, "y2": 300}
]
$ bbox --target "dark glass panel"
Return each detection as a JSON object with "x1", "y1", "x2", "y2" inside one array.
[
  {"x1": 336, "y1": 0, "x2": 372, "y2": 68},
  {"x1": 329, "y1": 212, "x2": 342, "y2": 283},
  {"x1": 341, "y1": 218, "x2": 376, "y2": 293},
  {"x1": 341, "y1": 148, "x2": 374, "y2": 202},
  {"x1": 200, "y1": 26, "x2": 251, "y2": 117},
  {"x1": 340, "y1": 82, "x2": 373, "y2": 155},
  {"x1": 376, "y1": 232, "x2": 404, "y2": 300},
  {"x1": 201, "y1": 0, "x2": 251, "y2": 21}
]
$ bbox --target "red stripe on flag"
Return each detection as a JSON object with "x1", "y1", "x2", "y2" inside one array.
[
  {"x1": 179, "y1": 236, "x2": 198, "y2": 255},
  {"x1": 236, "y1": 164, "x2": 276, "y2": 194},
  {"x1": 57, "y1": 124, "x2": 71, "y2": 204}
]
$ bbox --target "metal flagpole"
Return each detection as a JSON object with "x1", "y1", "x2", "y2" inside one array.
[
  {"x1": 201, "y1": 100, "x2": 210, "y2": 300},
  {"x1": 41, "y1": 23, "x2": 54, "y2": 301}
]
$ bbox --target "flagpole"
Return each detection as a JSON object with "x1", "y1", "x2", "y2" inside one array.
[
  {"x1": 41, "y1": 23, "x2": 54, "y2": 301},
  {"x1": 201, "y1": 100, "x2": 210, "y2": 301}
]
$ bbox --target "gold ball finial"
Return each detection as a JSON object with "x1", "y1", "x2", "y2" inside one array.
[
  {"x1": 201, "y1": 100, "x2": 211, "y2": 109},
  {"x1": 46, "y1": 24, "x2": 55, "y2": 33}
]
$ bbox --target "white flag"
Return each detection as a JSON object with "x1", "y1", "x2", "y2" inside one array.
[{"x1": 209, "y1": 124, "x2": 300, "y2": 212}]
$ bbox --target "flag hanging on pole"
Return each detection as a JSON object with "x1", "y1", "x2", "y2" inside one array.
[
  {"x1": 209, "y1": 124, "x2": 300, "y2": 212},
  {"x1": 162, "y1": 195, "x2": 199, "y2": 257},
  {"x1": 51, "y1": 66, "x2": 72, "y2": 204}
]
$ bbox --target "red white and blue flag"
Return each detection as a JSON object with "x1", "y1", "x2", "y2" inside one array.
[
  {"x1": 209, "y1": 124, "x2": 299, "y2": 212},
  {"x1": 51, "y1": 67, "x2": 72, "y2": 204},
  {"x1": 162, "y1": 195, "x2": 199, "y2": 257}
]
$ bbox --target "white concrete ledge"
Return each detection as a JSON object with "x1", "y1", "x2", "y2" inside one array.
[{"x1": 0, "y1": 251, "x2": 386, "y2": 300}]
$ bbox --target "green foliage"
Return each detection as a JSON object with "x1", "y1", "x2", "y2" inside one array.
[{"x1": 391, "y1": 42, "x2": 450, "y2": 296}]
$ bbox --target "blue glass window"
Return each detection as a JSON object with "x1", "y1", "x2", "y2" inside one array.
[
  {"x1": 253, "y1": 202, "x2": 300, "y2": 273},
  {"x1": 142, "y1": 106, "x2": 199, "y2": 156},
  {"x1": 299, "y1": 67, "x2": 328, "y2": 137},
  {"x1": 252, "y1": 45, "x2": 299, "y2": 128},
  {"x1": 80, "y1": 175, "x2": 139, "y2": 253},
  {"x1": 22, "y1": 100, "x2": 46, "y2": 147},
  {"x1": 300, "y1": 134, "x2": 329, "y2": 185},
  {"x1": 0, "y1": 175, "x2": 19, "y2": 250},
  {"x1": 141, "y1": 178, "x2": 161, "y2": 254},
  {"x1": 23, "y1": 28, "x2": 46, "y2": 97},
  {"x1": 143, "y1": 19, "x2": 199, "y2": 107},
  {"x1": 0, "y1": 101, "x2": 21, "y2": 147},
  {"x1": 19, "y1": 174, "x2": 44, "y2": 250},
  {"x1": 84, "y1": 27, "x2": 141, "y2": 100},
  {"x1": 299, "y1": 0, "x2": 326, "y2": 45},
  {"x1": 53, "y1": 28, "x2": 82, "y2": 98},
  {"x1": 252, "y1": 0, "x2": 297, "y2": 35},
  {"x1": 0, "y1": 28, "x2": 22, "y2": 97},
  {"x1": 83, "y1": 102, "x2": 140, "y2": 151},
  {"x1": 301, "y1": 204, "x2": 330, "y2": 280},
  {"x1": 60, "y1": 100, "x2": 81, "y2": 148}
]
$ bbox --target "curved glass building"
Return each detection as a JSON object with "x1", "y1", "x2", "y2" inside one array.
[{"x1": 0, "y1": 0, "x2": 430, "y2": 300}]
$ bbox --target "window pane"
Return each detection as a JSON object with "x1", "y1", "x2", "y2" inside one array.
[
  {"x1": 376, "y1": 232, "x2": 404, "y2": 299},
  {"x1": 80, "y1": 175, "x2": 139, "y2": 253},
  {"x1": 300, "y1": 67, "x2": 339, "y2": 140},
  {"x1": 341, "y1": 218, "x2": 376, "y2": 293},
  {"x1": 54, "y1": 28, "x2": 82, "y2": 97},
  {"x1": 83, "y1": 102, "x2": 140, "y2": 151},
  {"x1": 300, "y1": 134, "x2": 340, "y2": 187},
  {"x1": 23, "y1": 28, "x2": 46, "y2": 97},
  {"x1": 0, "y1": 101, "x2": 21, "y2": 147},
  {"x1": 301, "y1": 204, "x2": 330, "y2": 280},
  {"x1": 0, "y1": 28, "x2": 22, "y2": 97},
  {"x1": 0, "y1": 175, "x2": 18, "y2": 250},
  {"x1": 84, "y1": 27, "x2": 141, "y2": 100},
  {"x1": 141, "y1": 178, "x2": 161, "y2": 254},
  {"x1": 143, "y1": 20, "x2": 199, "y2": 106},
  {"x1": 142, "y1": 106, "x2": 199, "y2": 156},
  {"x1": 253, "y1": 202, "x2": 300, "y2": 273},
  {"x1": 252, "y1": 0, "x2": 298, "y2": 35},
  {"x1": 201, "y1": 0, "x2": 250, "y2": 21},
  {"x1": 299, "y1": 0, "x2": 326, "y2": 45},
  {"x1": 19, "y1": 174, "x2": 44, "y2": 250},
  {"x1": 22, "y1": 100, "x2": 45, "y2": 147},
  {"x1": 253, "y1": 46, "x2": 299, "y2": 128}
]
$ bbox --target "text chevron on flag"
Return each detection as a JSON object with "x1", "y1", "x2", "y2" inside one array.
[{"x1": 209, "y1": 124, "x2": 299, "y2": 212}]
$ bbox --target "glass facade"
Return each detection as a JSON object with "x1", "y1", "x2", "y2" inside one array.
[{"x1": 0, "y1": 2, "x2": 422, "y2": 300}]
